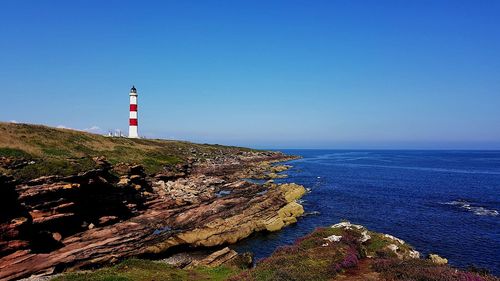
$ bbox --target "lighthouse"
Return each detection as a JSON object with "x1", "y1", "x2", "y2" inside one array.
[{"x1": 129, "y1": 86, "x2": 139, "y2": 138}]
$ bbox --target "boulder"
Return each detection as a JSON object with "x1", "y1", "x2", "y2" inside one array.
[
  {"x1": 428, "y1": 254, "x2": 448, "y2": 265},
  {"x1": 278, "y1": 183, "x2": 307, "y2": 203},
  {"x1": 186, "y1": 247, "x2": 238, "y2": 268}
]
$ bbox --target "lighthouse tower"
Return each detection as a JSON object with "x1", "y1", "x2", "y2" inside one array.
[{"x1": 129, "y1": 86, "x2": 139, "y2": 138}]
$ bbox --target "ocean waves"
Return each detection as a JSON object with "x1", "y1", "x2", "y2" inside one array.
[{"x1": 443, "y1": 200, "x2": 499, "y2": 217}]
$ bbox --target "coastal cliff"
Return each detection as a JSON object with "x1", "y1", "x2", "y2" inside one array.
[
  {"x1": 49, "y1": 222, "x2": 499, "y2": 281},
  {"x1": 1, "y1": 123, "x2": 497, "y2": 281},
  {"x1": 0, "y1": 123, "x2": 305, "y2": 280}
]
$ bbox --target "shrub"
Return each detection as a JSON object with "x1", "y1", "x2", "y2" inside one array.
[
  {"x1": 329, "y1": 246, "x2": 359, "y2": 274},
  {"x1": 372, "y1": 259, "x2": 498, "y2": 281},
  {"x1": 274, "y1": 245, "x2": 300, "y2": 255}
]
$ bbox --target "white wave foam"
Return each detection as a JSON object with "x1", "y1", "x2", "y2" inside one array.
[
  {"x1": 303, "y1": 211, "x2": 321, "y2": 216},
  {"x1": 444, "y1": 200, "x2": 499, "y2": 216}
]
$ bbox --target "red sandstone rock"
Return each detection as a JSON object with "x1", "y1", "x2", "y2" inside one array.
[{"x1": 0, "y1": 151, "x2": 300, "y2": 281}]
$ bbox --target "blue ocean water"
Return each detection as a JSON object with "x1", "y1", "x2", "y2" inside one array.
[{"x1": 232, "y1": 150, "x2": 500, "y2": 275}]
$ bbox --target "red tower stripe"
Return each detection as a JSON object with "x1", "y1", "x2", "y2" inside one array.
[
  {"x1": 129, "y1": 119, "x2": 138, "y2": 126},
  {"x1": 130, "y1": 104, "x2": 138, "y2": 111}
]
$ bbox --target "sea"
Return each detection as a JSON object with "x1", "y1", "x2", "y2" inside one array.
[{"x1": 232, "y1": 150, "x2": 500, "y2": 275}]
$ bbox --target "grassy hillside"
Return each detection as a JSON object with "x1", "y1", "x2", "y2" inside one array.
[{"x1": 0, "y1": 122, "x2": 255, "y2": 180}]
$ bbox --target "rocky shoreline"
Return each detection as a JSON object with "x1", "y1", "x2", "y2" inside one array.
[
  {"x1": 30, "y1": 221, "x2": 499, "y2": 281},
  {"x1": 1, "y1": 124, "x2": 497, "y2": 281},
  {"x1": 0, "y1": 149, "x2": 305, "y2": 280}
]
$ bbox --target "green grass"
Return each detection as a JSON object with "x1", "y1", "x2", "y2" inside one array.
[
  {"x1": 14, "y1": 158, "x2": 97, "y2": 181},
  {"x1": 0, "y1": 122, "x2": 258, "y2": 180},
  {"x1": 41, "y1": 147, "x2": 73, "y2": 157},
  {"x1": 52, "y1": 259, "x2": 239, "y2": 281},
  {"x1": 0, "y1": 147, "x2": 32, "y2": 159},
  {"x1": 365, "y1": 232, "x2": 413, "y2": 258},
  {"x1": 194, "y1": 266, "x2": 241, "y2": 281},
  {"x1": 365, "y1": 233, "x2": 390, "y2": 255}
]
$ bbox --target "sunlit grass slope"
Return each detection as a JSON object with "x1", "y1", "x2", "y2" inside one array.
[{"x1": 0, "y1": 122, "x2": 254, "y2": 180}]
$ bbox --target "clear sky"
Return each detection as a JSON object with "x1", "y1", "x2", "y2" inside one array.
[{"x1": 1, "y1": 0, "x2": 499, "y2": 149}]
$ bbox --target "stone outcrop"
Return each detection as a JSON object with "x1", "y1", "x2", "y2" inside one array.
[
  {"x1": 330, "y1": 221, "x2": 421, "y2": 260},
  {"x1": 185, "y1": 247, "x2": 239, "y2": 268},
  {"x1": 0, "y1": 160, "x2": 151, "y2": 259},
  {"x1": 276, "y1": 183, "x2": 306, "y2": 203},
  {"x1": 144, "y1": 180, "x2": 305, "y2": 253},
  {"x1": 159, "y1": 247, "x2": 251, "y2": 270},
  {"x1": 0, "y1": 175, "x2": 31, "y2": 256},
  {"x1": 242, "y1": 162, "x2": 296, "y2": 180},
  {"x1": 0, "y1": 151, "x2": 304, "y2": 281},
  {"x1": 428, "y1": 253, "x2": 448, "y2": 265}
]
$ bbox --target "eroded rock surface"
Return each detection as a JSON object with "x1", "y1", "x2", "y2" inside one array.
[{"x1": 0, "y1": 151, "x2": 304, "y2": 281}]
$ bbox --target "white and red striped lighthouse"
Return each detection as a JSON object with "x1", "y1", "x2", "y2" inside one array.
[{"x1": 129, "y1": 86, "x2": 139, "y2": 138}]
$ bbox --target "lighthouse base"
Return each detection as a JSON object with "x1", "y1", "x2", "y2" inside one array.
[{"x1": 129, "y1": 126, "x2": 139, "y2": 138}]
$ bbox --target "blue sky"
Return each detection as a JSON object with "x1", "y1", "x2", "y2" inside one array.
[{"x1": 1, "y1": 0, "x2": 499, "y2": 149}]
